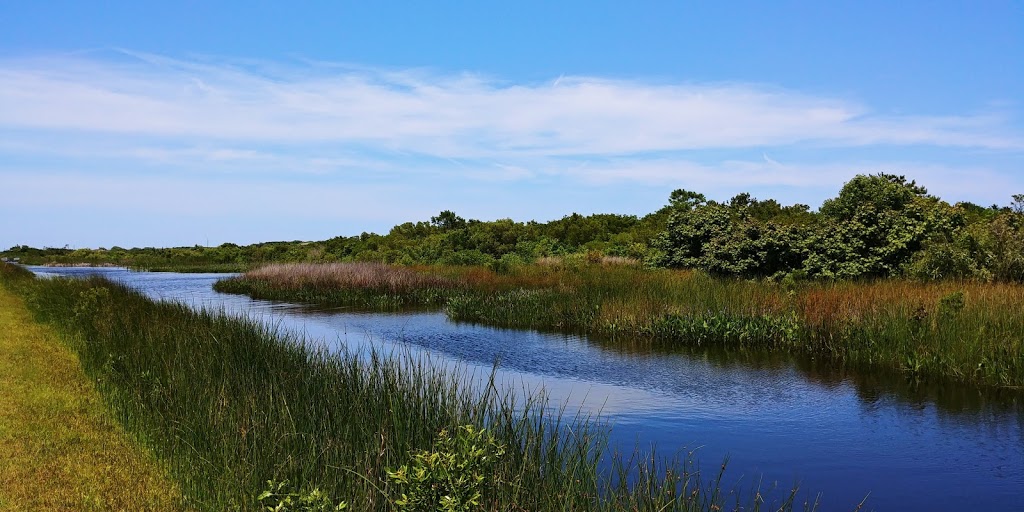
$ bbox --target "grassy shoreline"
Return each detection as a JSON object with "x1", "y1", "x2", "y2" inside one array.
[
  {"x1": 2, "y1": 262, "x2": 823, "y2": 511},
  {"x1": 0, "y1": 264, "x2": 185, "y2": 511},
  {"x1": 216, "y1": 262, "x2": 1024, "y2": 389}
]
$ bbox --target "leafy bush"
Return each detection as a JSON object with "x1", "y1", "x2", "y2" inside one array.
[
  {"x1": 257, "y1": 480, "x2": 347, "y2": 512},
  {"x1": 938, "y1": 290, "x2": 966, "y2": 318},
  {"x1": 486, "y1": 253, "x2": 526, "y2": 274},
  {"x1": 387, "y1": 425, "x2": 506, "y2": 512},
  {"x1": 655, "y1": 192, "x2": 810, "y2": 278}
]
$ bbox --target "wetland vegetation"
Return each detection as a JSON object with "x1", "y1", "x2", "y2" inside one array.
[
  {"x1": 204, "y1": 174, "x2": 1024, "y2": 389},
  {"x1": 1, "y1": 263, "x2": 822, "y2": 511},
  {"x1": 216, "y1": 261, "x2": 1024, "y2": 389}
]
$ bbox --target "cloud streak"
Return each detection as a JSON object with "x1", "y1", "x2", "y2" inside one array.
[
  {"x1": 2, "y1": 50, "x2": 1022, "y2": 250},
  {"x1": 1, "y1": 50, "x2": 1021, "y2": 162}
]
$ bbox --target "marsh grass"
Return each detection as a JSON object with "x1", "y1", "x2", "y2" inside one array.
[
  {"x1": 215, "y1": 262, "x2": 459, "y2": 309},
  {"x1": 794, "y1": 280, "x2": 1024, "y2": 386},
  {"x1": 220, "y1": 262, "x2": 1024, "y2": 388},
  {"x1": 2, "y1": 264, "x2": 814, "y2": 511}
]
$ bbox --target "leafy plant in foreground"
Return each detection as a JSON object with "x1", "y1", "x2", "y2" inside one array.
[
  {"x1": 387, "y1": 425, "x2": 506, "y2": 512},
  {"x1": 257, "y1": 480, "x2": 348, "y2": 512}
]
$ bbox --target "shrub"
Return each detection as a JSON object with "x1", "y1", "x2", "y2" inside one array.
[
  {"x1": 257, "y1": 480, "x2": 348, "y2": 512},
  {"x1": 387, "y1": 425, "x2": 506, "y2": 512}
]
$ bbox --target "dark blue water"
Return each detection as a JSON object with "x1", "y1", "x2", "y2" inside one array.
[{"x1": 31, "y1": 266, "x2": 1024, "y2": 511}]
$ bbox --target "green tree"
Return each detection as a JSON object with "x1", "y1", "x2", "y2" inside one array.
[
  {"x1": 803, "y1": 173, "x2": 939, "y2": 279},
  {"x1": 655, "y1": 192, "x2": 809, "y2": 278},
  {"x1": 430, "y1": 210, "x2": 467, "y2": 231}
]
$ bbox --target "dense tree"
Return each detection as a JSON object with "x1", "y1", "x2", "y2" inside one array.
[
  {"x1": 655, "y1": 193, "x2": 809, "y2": 278},
  {"x1": 430, "y1": 210, "x2": 467, "y2": 231},
  {"x1": 802, "y1": 174, "x2": 939, "y2": 279}
]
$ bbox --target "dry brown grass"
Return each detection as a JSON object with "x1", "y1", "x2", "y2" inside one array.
[
  {"x1": 246, "y1": 262, "x2": 574, "y2": 294},
  {"x1": 599, "y1": 256, "x2": 641, "y2": 266},
  {"x1": 794, "y1": 280, "x2": 1024, "y2": 329},
  {"x1": 0, "y1": 286, "x2": 186, "y2": 511},
  {"x1": 247, "y1": 262, "x2": 455, "y2": 292}
]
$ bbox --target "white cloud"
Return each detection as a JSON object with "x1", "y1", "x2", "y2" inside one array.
[{"x1": 1, "y1": 50, "x2": 1020, "y2": 162}]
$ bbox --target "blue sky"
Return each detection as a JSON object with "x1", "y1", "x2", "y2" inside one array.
[{"x1": 2, "y1": 1, "x2": 1022, "y2": 249}]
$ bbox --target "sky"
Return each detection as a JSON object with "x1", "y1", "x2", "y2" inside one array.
[{"x1": 1, "y1": 1, "x2": 1022, "y2": 249}]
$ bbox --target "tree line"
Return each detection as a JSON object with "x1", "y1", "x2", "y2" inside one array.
[
  {"x1": 655, "y1": 174, "x2": 1024, "y2": 281},
  {"x1": 5, "y1": 173, "x2": 1023, "y2": 281}
]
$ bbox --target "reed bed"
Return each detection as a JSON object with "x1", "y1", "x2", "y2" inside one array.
[
  {"x1": 1, "y1": 264, "x2": 816, "y2": 511},
  {"x1": 244, "y1": 262, "x2": 454, "y2": 292},
  {"x1": 219, "y1": 262, "x2": 1024, "y2": 389},
  {"x1": 215, "y1": 262, "x2": 460, "y2": 309},
  {"x1": 215, "y1": 262, "x2": 569, "y2": 310}
]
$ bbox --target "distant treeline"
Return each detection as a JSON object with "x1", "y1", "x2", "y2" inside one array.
[{"x1": 6, "y1": 173, "x2": 1023, "y2": 281}]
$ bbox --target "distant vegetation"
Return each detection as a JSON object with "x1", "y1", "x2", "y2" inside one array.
[{"x1": 8, "y1": 173, "x2": 1023, "y2": 282}]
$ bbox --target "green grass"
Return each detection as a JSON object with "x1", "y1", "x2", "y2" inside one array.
[
  {"x1": 217, "y1": 262, "x2": 1024, "y2": 389},
  {"x1": 1, "y1": 263, "x2": 821, "y2": 511},
  {"x1": 0, "y1": 265, "x2": 186, "y2": 511}
]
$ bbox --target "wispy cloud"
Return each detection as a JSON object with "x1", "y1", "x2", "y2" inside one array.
[{"x1": 1, "y1": 50, "x2": 1020, "y2": 161}]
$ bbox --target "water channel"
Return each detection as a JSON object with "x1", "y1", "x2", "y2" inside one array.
[{"x1": 30, "y1": 266, "x2": 1024, "y2": 510}]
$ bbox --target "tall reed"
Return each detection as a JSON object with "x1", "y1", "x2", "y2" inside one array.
[{"x1": 2, "y1": 264, "x2": 816, "y2": 511}]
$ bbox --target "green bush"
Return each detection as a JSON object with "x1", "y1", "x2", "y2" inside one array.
[
  {"x1": 257, "y1": 480, "x2": 347, "y2": 512},
  {"x1": 387, "y1": 425, "x2": 506, "y2": 512},
  {"x1": 938, "y1": 290, "x2": 966, "y2": 318}
]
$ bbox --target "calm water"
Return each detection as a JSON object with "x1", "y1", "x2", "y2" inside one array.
[{"x1": 31, "y1": 266, "x2": 1024, "y2": 511}]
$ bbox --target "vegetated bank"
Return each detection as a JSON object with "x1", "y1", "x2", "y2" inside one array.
[
  {"x1": 215, "y1": 261, "x2": 1024, "y2": 390},
  {"x1": 0, "y1": 263, "x2": 824, "y2": 512},
  {"x1": 0, "y1": 263, "x2": 186, "y2": 511}
]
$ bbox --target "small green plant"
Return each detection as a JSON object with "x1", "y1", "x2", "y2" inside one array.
[
  {"x1": 257, "y1": 479, "x2": 347, "y2": 512},
  {"x1": 938, "y1": 290, "x2": 966, "y2": 318},
  {"x1": 387, "y1": 425, "x2": 506, "y2": 512}
]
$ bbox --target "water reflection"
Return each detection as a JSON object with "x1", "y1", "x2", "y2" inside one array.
[{"x1": 586, "y1": 334, "x2": 1024, "y2": 420}]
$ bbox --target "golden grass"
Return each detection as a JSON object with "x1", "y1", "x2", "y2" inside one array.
[
  {"x1": 794, "y1": 280, "x2": 1024, "y2": 329},
  {"x1": 247, "y1": 262, "x2": 454, "y2": 291},
  {"x1": 0, "y1": 286, "x2": 186, "y2": 511},
  {"x1": 244, "y1": 262, "x2": 573, "y2": 295}
]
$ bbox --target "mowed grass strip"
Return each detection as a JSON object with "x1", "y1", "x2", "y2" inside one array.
[{"x1": 0, "y1": 286, "x2": 185, "y2": 511}]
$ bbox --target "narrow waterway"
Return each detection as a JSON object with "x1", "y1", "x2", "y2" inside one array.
[{"x1": 32, "y1": 267, "x2": 1024, "y2": 510}]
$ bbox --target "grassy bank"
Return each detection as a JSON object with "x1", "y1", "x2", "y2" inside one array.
[
  {"x1": 217, "y1": 262, "x2": 1024, "y2": 389},
  {"x1": 1, "y1": 263, "x2": 820, "y2": 511},
  {"x1": 0, "y1": 264, "x2": 185, "y2": 511}
]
